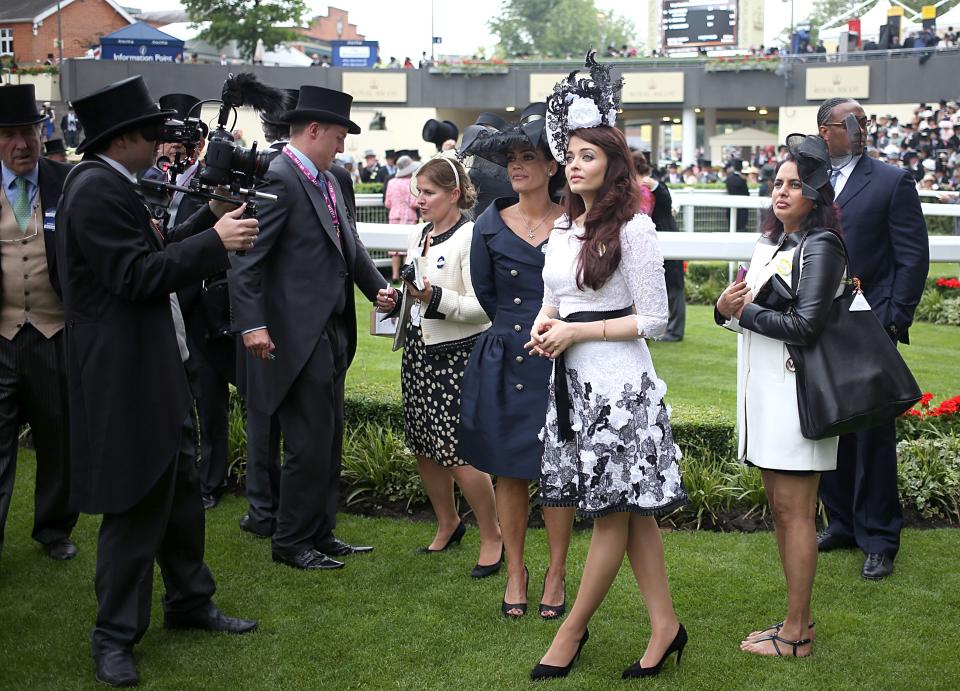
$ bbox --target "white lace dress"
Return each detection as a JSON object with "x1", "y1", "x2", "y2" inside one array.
[{"x1": 538, "y1": 213, "x2": 688, "y2": 517}]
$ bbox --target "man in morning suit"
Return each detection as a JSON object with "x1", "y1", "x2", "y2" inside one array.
[
  {"x1": 229, "y1": 85, "x2": 392, "y2": 569},
  {"x1": 815, "y1": 97, "x2": 929, "y2": 580},
  {"x1": 236, "y1": 87, "x2": 360, "y2": 540},
  {"x1": 0, "y1": 84, "x2": 78, "y2": 563},
  {"x1": 57, "y1": 76, "x2": 258, "y2": 687}
]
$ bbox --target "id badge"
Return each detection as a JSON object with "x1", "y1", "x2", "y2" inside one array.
[{"x1": 43, "y1": 208, "x2": 57, "y2": 231}]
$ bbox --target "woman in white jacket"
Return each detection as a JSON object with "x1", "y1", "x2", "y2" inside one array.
[
  {"x1": 716, "y1": 135, "x2": 847, "y2": 658},
  {"x1": 397, "y1": 155, "x2": 502, "y2": 577}
]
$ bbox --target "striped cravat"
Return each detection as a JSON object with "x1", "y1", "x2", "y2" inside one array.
[{"x1": 13, "y1": 176, "x2": 32, "y2": 232}]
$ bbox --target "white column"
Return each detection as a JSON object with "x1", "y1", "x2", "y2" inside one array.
[
  {"x1": 702, "y1": 107, "x2": 717, "y2": 162},
  {"x1": 681, "y1": 107, "x2": 697, "y2": 167}
]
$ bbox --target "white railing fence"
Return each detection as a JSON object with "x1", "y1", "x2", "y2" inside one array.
[{"x1": 355, "y1": 191, "x2": 960, "y2": 263}]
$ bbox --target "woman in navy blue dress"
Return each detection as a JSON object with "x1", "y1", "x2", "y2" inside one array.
[{"x1": 459, "y1": 103, "x2": 575, "y2": 619}]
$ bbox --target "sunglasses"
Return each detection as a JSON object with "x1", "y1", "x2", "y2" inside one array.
[{"x1": 823, "y1": 117, "x2": 869, "y2": 129}]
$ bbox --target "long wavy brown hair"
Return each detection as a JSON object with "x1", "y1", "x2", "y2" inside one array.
[{"x1": 559, "y1": 126, "x2": 641, "y2": 290}]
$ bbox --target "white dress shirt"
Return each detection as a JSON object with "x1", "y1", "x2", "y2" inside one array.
[{"x1": 830, "y1": 154, "x2": 861, "y2": 198}]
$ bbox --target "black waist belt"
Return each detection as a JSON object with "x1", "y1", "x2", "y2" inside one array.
[{"x1": 554, "y1": 306, "x2": 633, "y2": 443}]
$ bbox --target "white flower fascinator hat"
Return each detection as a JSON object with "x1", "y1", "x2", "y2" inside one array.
[{"x1": 545, "y1": 50, "x2": 623, "y2": 163}]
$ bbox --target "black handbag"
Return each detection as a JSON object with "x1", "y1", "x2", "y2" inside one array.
[{"x1": 784, "y1": 231, "x2": 921, "y2": 440}]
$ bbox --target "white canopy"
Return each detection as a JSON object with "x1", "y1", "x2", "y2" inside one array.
[{"x1": 158, "y1": 22, "x2": 311, "y2": 66}]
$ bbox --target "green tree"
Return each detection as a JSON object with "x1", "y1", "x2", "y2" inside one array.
[
  {"x1": 489, "y1": 0, "x2": 636, "y2": 58},
  {"x1": 181, "y1": 0, "x2": 308, "y2": 61}
]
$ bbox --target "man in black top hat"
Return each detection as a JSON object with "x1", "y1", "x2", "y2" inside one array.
[
  {"x1": 723, "y1": 160, "x2": 750, "y2": 231},
  {"x1": 43, "y1": 138, "x2": 68, "y2": 162},
  {"x1": 57, "y1": 75, "x2": 259, "y2": 687},
  {"x1": 0, "y1": 84, "x2": 78, "y2": 564},
  {"x1": 229, "y1": 85, "x2": 391, "y2": 569}
]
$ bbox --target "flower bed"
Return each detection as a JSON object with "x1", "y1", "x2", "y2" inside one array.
[{"x1": 704, "y1": 55, "x2": 781, "y2": 73}]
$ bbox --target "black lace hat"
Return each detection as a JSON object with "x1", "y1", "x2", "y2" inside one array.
[
  {"x1": 457, "y1": 112, "x2": 511, "y2": 161},
  {"x1": 463, "y1": 103, "x2": 550, "y2": 167},
  {"x1": 545, "y1": 51, "x2": 623, "y2": 163},
  {"x1": 73, "y1": 76, "x2": 176, "y2": 153},
  {"x1": 784, "y1": 133, "x2": 834, "y2": 203}
]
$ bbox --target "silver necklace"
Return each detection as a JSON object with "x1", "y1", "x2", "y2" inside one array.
[{"x1": 517, "y1": 205, "x2": 555, "y2": 239}]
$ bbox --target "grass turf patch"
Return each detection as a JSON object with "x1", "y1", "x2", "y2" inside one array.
[{"x1": 1, "y1": 455, "x2": 958, "y2": 689}]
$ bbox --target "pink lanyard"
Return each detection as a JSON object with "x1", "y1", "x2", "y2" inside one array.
[{"x1": 282, "y1": 146, "x2": 341, "y2": 234}]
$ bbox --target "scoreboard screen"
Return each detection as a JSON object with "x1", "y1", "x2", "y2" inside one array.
[{"x1": 662, "y1": 0, "x2": 738, "y2": 50}]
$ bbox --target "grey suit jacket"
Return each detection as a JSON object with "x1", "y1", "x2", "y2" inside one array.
[{"x1": 228, "y1": 152, "x2": 386, "y2": 414}]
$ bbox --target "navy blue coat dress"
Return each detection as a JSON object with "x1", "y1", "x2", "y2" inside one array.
[{"x1": 458, "y1": 198, "x2": 554, "y2": 480}]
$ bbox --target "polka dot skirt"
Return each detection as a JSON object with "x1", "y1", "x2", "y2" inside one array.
[{"x1": 401, "y1": 321, "x2": 471, "y2": 467}]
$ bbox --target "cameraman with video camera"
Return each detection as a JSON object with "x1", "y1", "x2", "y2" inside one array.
[{"x1": 56, "y1": 76, "x2": 259, "y2": 687}]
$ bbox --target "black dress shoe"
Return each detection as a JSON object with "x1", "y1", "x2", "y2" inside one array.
[
  {"x1": 862, "y1": 553, "x2": 894, "y2": 580},
  {"x1": 164, "y1": 602, "x2": 258, "y2": 633},
  {"x1": 94, "y1": 648, "x2": 139, "y2": 687},
  {"x1": 272, "y1": 548, "x2": 344, "y2": 570},
  {"x1": 816, "y1": 530, "x2": 856, "y2": 552},
  {"x1": 471, "y1": 546, "x2": 504, "y2": 579},
  {"x1": 416, "y1": 521, "x2": 466, "y2": 554},
  {"x1": 201, "y1": 493, "x2": 219, "y2": 511},
  {"x1": 239, "y1": 514, "x2": 274, "y2": 538},
  {"x1": 316, "y1": 537, "x2": 373, "y2": 556},
  {"x1": 44, "y1": 537, "x2": 78, "y2": 560}
]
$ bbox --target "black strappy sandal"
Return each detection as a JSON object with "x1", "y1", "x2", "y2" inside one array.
[
  {"x1": 749, "y1": 633, "x2": 813, "y2": 657},
  {"x1": 748, "y1": 620, "x2": 816, "y2": 640}
]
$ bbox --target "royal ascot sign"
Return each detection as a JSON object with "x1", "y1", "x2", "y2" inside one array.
[
  {"x1": 341, "y1": 72, "x2": 407, "y2": 103},
  {"x1": 621, "y1": 73, "x2": 685, "y2": 103},
  {"x1": 805, "y1": 66, "x2": 870, "y2": 100},
  {"x1": 528, "y1": 74, "x2": 569, "y2": 101}
]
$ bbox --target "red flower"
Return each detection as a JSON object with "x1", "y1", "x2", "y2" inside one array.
[
  {"x1": 919, "y1": 392, "x2": 935, "y2": 407},
  {"x1": 904, "y1": 408, "x2": 923, "y2": 418},
  {"x1": 936, "y1": 277, "x2": 960, "y2": 289}
]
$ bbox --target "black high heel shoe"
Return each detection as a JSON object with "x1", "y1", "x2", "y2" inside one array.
[
  {"x1": 471, "y1": 545, "x2": 503, "y2": 578},
  {"x1": 416, "y1": 521, "x2": 466, "y2": 554},
  {"x1": 530, "y1": 629, "x2": 590, "y2": 681},
  {"x1": 501, "y1": 565, "x2": 529, "y2": 618},
  {"x1": 539, "y1": 568, "x2": 566, "y2": 620},
  {"x1": 621, "y1": 623, "x2": 687, "y2": 679}
]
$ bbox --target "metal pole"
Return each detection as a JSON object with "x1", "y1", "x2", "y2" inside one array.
[
  {"x1": 56, "y1": 0, "x2": 63, "y2": 66},
  {"x1": 431, "y1": 0, "x2": 435, "y2": 62}
]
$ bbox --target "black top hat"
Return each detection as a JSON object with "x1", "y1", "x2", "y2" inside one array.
[
  {"x1": 396, "y1": 148, "x2": 421, "y2": 160},
  {"x1": 280, "y1": 86, "x2": 360, "y2": 134},
  {"x1": 73, "y1": 76, "x2": 175, "y2": 154},
  {"x1": 44, "y1": 139, "x2": 67, "y2": 156},
  {"x1": 385, "y1": 149, "x2": 397, "y2": 159},
  {"x1": 0, "y1": 84, "x2": 45, "y2": 127},
  {"x1": 422, "y1": 119, "x2": 459, "y2": 149},
  {"x1": 262, "y1": 88, "x2": 299, "y2": 127},
  {"x1": 462, "y1": 104, "x2": 548, "y2": 167}
]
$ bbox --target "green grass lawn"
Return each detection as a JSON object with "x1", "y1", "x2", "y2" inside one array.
[
  {"x1": 351, "y1": 296, "x2": 960, "y2": 414},
  {"x1": 1, "y1": 457, "x2": 958, "y2": 690}
]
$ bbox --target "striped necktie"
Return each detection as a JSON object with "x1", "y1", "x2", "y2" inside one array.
[
  {"x1": 13, "y1": 176, "x2": 32, "y2": 232},
  {"x1": 829, "y1": 169, "x2": 841, "y2": 190}
]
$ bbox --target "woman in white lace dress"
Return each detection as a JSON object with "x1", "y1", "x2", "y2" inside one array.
[{"x1": 526, "y1": 119, "x2": 688, "y2": 679}]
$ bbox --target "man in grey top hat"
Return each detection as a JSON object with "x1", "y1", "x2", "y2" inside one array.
[{"x1": 0, "y1": 83, "x2": 78, "y2": 564}]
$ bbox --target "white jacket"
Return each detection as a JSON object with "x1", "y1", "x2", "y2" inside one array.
[{"x1": 402, "y1": 220, "x2": 490, "y2": 351}]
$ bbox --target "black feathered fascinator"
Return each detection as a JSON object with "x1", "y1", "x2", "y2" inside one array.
[
  {"x1": 784, "y1": 133, "x2": 834, "y2": 204},
  {"x1": 545, "y1": 50, "x2": 623, "y2": 163}
]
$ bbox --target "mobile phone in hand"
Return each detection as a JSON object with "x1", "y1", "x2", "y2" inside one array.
[{"x1": 735, "y1": 264, "x2": 747, "y2": 283}]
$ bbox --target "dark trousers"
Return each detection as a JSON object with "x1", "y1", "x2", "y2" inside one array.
[
  {"x1": 244, "y1": 407, "x2": 281, "y2": 532},
  {"x1": 272, "y1": 320, "x2": 348, "y2": 556},
  {"x1": 0, "y1": 325, "x2": 77, "y2": 556},
  {"x1": 91, "y1": 414, "x2": 216, "y2": 654},
  {"x1": 664, "y1": 261, "x2": 686, "y2": 340},
  {"x1": 819, "y1": 418, "x2": 902, "y2": 558},
  {"x1": 192, "y1": 345, "x2": 230, "y2": 497}
]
